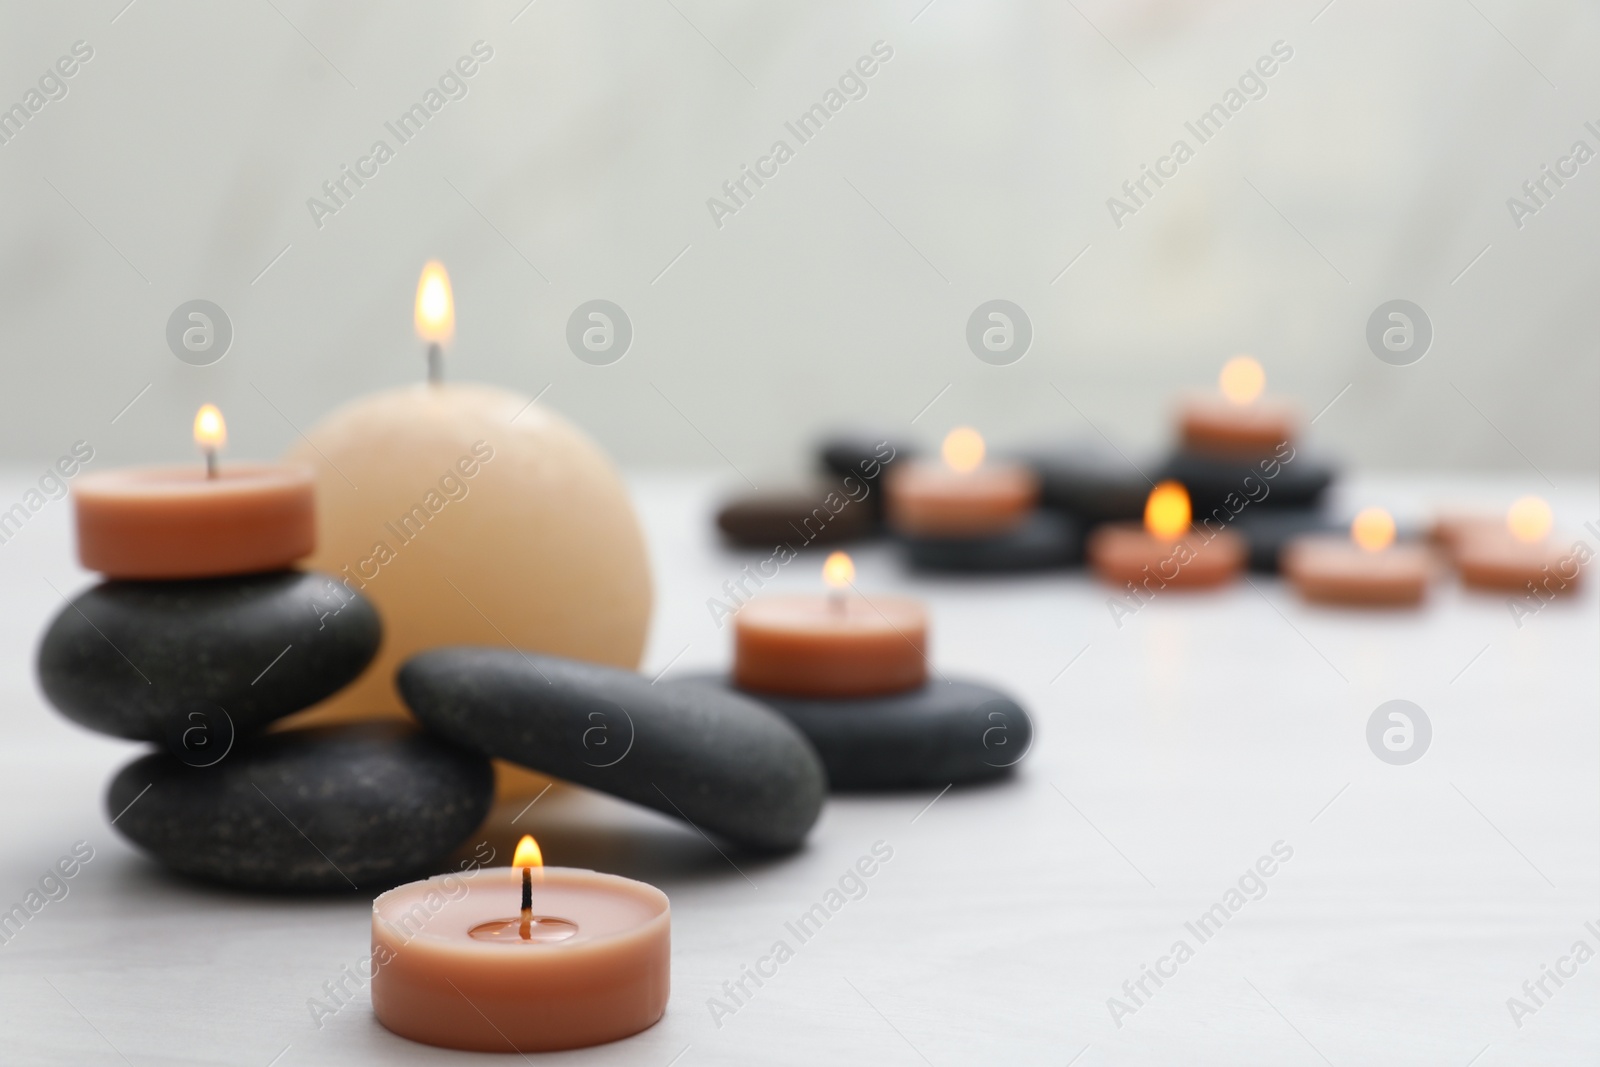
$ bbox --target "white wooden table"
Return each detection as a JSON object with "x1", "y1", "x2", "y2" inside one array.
[{"x1": 1, "y1": 469, "x2": 1595, "y2": 1065}]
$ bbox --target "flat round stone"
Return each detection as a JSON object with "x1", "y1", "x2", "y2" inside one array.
[
  {"x1": 674, "y1": 675, "x2": 1032, "y2": 791},
  {"x1": 901, "y1": 511, "x2": 1080, "y2": 572},
  {"x1": 715, "y1": 483, "x2": 875, "y2": 548},
  {"x1": 107, "y1": 724, "x2": 493, "y2": 892},
  {"x1": 38, "y1": 571, "x2": 380, "y2": 744},
  {"x1": 399, "y1": 648, "x2": 826, "y2": 851},
  {"x1": 1159, "y1": 449, "x2": 1335, "y2": 515}
]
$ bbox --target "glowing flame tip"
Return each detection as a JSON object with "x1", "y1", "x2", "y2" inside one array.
[
  {"x1": 414, "y1": 260, "x2": 455, "y2": 344},
  {"x1": 513, "y1": 834, "x2": 543, "y2": 869},
  {"x1": 1507, "y1": 496, "x2": 1552, "y2": 544},
  {"x1": 193, "y1": 404, "x2": 226, "y2": 451},
  {"x1": 1219, "y1": 355, "x2": 1265, "y2": 406},
  {"x1": 1351, "y1": 507, "x2": 1396, "y2": 553},
  {"x1": 941, "y1": 426, "x2": 985, "y2": 474},
  {"x1": 1144, "y1": 481, "x2": 1190, "y2": 541},
  {"x1": 822, "y1": 551, "x2": 855, "y2": 590}
]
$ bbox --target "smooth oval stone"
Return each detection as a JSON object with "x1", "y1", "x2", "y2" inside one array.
[
  {"x1": 398, "y1": 648, "x2": 826, "y2": 852},
  {"x1": 674, "y1": 675, "x2": 1031, "y2": 791},
  {"x1": 1018, "y1": 444, "x2": 1150, "y2": 525},
  {"x1": 1158, "y1": 449, "x2": 1335, "y2": 515},
  {"x1": 38, "y1": 571, "x2": 381, "y2": 744},
  {"x1": 107, "y1": 724, "x2": 493, "y2": 892},
  {"x1": 716, "y1": 483, "x2": 874, "y2": 548},
  {"x1": 901, "y1": 512, "x2": 1080, "y2": 572}
]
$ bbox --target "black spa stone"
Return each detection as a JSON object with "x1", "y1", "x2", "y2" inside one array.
[
  {"x1": 38, "y1": 571, "x2": 380, "y2": 745},
  {"x1": 818, "y1": 432, "x2": 914, "y2": 522},
  {"x1": 1233, "y1": 509, "x2": 1343, "y2": 572},
  {"x1": 1158, "y1": 448, "x2": 1335, "y2": 515},
  {"x1": 674, "y1": 675, "x2": 1032, "y2": 791},
  {"x1": 398, "y1": 648, "x2": 827, "y2": 852},
  {"x1": 107, "y1": 724, "x2": 493, "y2": 892},
  {"x1": 901, "y1": 511, "x2": 1081, "y2": 572},
  {"x1": 1018, "y1": 444, "x2": 1150, "y2": 525}
]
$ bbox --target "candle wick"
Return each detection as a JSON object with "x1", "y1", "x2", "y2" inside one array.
[
  {"x1": 519, "y1": 865, "x2": 533, "y2": 940},
  {"x1": 427, "y1": 342, "x2": 443, "y2": 385},
  {"x1": 204, "y1": 448, "x2": 218, "y2": 480},
  {"x1": 829, "y1": 589, "x2": 846, "y2": 615}
]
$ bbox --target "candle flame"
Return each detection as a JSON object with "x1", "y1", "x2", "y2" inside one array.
[
  {"x1": 822, "y1": 551, "x2": 855, "y2": 589},
  {"x1": 414, "y1": 260, "x2": 455, "y2": 343},
  {"x1": 1506, "y1": 496, "x2": 1552, "y2": 544},
  {"x1": 1144, "y1": 481, "x2": 1190, "y2": 541},
  {"x1": 513, "y1": 834, "x2": 543, "y2": 869},
  {"x1": 1351, "y1": 507, "x2": 1396, "y2": 553},
  {"x1": 941, "y1": 427, "x2": 985, "y2": 474},
  {"x1": 193, "y1": 404, "x2": 226, "y2": 451},
  {"x1": 1219, "y1": 355, "x2": 1265, "y2": 406}
]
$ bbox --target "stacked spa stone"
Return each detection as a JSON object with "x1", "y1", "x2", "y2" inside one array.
[
  {"x1": 38, "y1": 570, "x2": 494, "y2": 892},
  {"x1": 712, "y1": 433, "x2": 910, "y2": 549}
]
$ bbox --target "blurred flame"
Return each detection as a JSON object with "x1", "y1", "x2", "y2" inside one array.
[
  {"x1": 1506, "y1": 496, "x2": 1552, "y2": 544},
  {"x1": 513, "y1": 834, "x2": 543, "y2": 868},
  {"x1": 1144, "y1": 481, "x2": 1190, "y2": 541},
  {"x1": 1219, "y1": 356, "x2": 1265, "y2": 406},
  {"x1": 414, "y1": 261, "x2": 455, "y2": 343},
  {"x1": 942, "y1": 427, "x2": 985, "y2": 473},
  {"x1": 1351, "y1": 507, "x2": 1396, "y2": 553},
  {"x1": 193, "y1": 405, "x2": 226, "y2": 451},
  {"x1": 822, "y1": 551, "x2": 855, "y2": 589}
]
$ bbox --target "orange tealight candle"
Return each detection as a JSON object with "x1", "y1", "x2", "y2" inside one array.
[
  {"x1": 1454, "y1": 496, "x2": 1581, "y2": 593},
  {"x1": 1087, "y1": 481, "x2": 1245, "y2": 589},
  {"x1": 73, "y1": 405, "x2": 315, "y2": 579},
  {"x1": 885, "y1": 427, "x2": 1038, "y2": 537},
  {"x1": 734, "y1": 552, "x2": 927, "y2": 698},
  {"x1": 371, "y1": 835, "x2": 670, "y2": 1053},
  {"x1": 1179, "y1": 356, "x2": 1297, "y2": 458},
  {"x1": 1283, "y1": 507, "x2": 1431, "y2": 606}
]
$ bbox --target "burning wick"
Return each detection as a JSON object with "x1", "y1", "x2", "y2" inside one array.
[
  {"x1": 1351, "y1": 507, "x2": 1396, "y2": 553},
  {"x1": 193, "y1": 404, "x2": 225, "y2": 480},
  {"x1": 414, "y1": 260, "x2": 455, "y2": 385},
  {"x1": 822, "y1": 550, "x2": 855, "y2": 613},
  {"x1": 514, "y1": 834, "x2": 541, "y2": 941}
]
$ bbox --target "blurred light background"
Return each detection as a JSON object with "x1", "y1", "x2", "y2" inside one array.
[{"x1": 1, "y1": 0, "x2": 1595, "y2": 480}]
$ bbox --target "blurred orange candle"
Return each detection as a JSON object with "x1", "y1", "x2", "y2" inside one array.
[
  {"x1": 734, "y1": 551, "x2": 927, "y2": 697},
  {"x1": 1087, "y1": 481, "x2": 1244, "y2": 588},
  {"x1": 371, "y1": 835, "x2": 669, "y2": 1053},
  {"x1": 1179, "y1": 356, "x2": 1297, "y2": 458},
  {"x1": 1283, "y1": 507, "x2": 1430, "y2": 606},
  {"x1": 73, "y1": 405, "x2": 315, "y2": 579},
  {"x1": 886, "y1": 427, "x2": 1038, "y2": 537},
  {"x1": 1455, "y1": 496, "x2": 1581, "y2": 593}
]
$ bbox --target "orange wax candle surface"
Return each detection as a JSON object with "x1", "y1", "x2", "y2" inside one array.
[
  {"x1": 734, "y1": 594, "x2": 927, "y2": 697},
  {"x1": 73, "y1": 464, "x2": 315, "y2": 579},
  {"x1": 1283, "y1": 536, "x2": 1431, "y2": 606},
  {"x1": 1087, "y1": 524, "x2": 1245, "y2": 589},
  {"x1": 371, "y1": 867, "x2": 669, "y2": 1053},
  {"x1": 1454, "y1": 530, "x2": 1579, "y2": 593},
  {"x1": 1178, "y1": 395, "x2": 1297, "y2": 457},
  {"x1": 886, "y1": 461, "x2": 1038, "y2": 537}
]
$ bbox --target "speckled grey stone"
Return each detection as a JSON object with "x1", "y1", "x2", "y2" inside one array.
[
  {"x1": 900, "y1": 512, "x2": 1080, "y2": 572},
  {"x1": 675, "y1": 675, "x2": 1032, "y2": 791},
  {"x1": 398, "y1": 648, "x2": 826, "y2": 851},
  {"x1": 107, "y1": 724, "x2": 493, "y2": 892},
  {"x1": 38, "y1": 571, "x2": 380, "y2": 744}
]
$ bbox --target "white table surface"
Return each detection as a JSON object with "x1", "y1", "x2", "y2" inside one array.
[{"x1": 1, "y1": 468, "x2": 1596, "y2": 1065}]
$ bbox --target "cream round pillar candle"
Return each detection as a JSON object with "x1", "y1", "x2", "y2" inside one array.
[
  {"x1": 371, "y1": 836, "x2": 669, "y2": 1052},
  {"x1": 280, "y1": 264, "x2": 652, "y2": 800}
]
